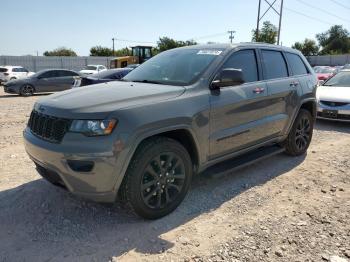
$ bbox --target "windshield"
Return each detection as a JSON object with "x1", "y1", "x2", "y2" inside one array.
[
  {"x1": 324, "y1": 71, "x2": 350, "y2": 87},
  {"x1": 83, "y1": 66, "x2": 97, "y2": 70},
  {"x1": 123, "y1": 48, "x2": 223, "y2": 86}
]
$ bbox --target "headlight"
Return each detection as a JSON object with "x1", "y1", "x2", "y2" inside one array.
[{"x1": 69, "y1": 119, "x2": 117, "y2": 136}]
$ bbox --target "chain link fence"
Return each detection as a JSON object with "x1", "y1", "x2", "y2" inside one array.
[{"x1": 0, "y1": 56, "x2": 116, "y2": 72}]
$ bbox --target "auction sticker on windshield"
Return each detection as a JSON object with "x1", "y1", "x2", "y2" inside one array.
[{"x1": 197, "y1": 50, "x2": 222, "y2": 55}]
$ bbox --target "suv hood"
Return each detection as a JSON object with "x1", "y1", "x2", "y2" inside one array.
[{"x1": 35, "y1": 81, "x2": 185, "y2": 119}]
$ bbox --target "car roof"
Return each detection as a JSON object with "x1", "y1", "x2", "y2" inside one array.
[
  {"x1": 38, "y1": 68, "x2": 76, "y2": 73},
  {"x1": 1, "y1": 66, "x2": 24, "y2": 68},
  {"x1": 178, "y1": 42, "x2": 300, "y2": 54}
]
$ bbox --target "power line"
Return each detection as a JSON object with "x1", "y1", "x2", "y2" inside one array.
[
  {"x1": 295, "y1": 0, "x2": 350, "y2": 23},
  {"x1": 114, "y1": 32, "x2": 229, "y2": 45},
  {"x1": 115, "y1": 38, "x2": 157, "y2": 44},
  {"x1": 328, "y1": 0, "x2": 350, "y2": 11},
  {"x1": 284, "y1": 7, "x2": 333, "y2": 26}
]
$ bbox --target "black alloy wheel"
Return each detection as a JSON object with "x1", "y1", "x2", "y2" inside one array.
[
  {"x1": 141, "y1": 153, "x2": 186, "y2": 209},
  {"x1": 284, "y1": 109, "x2": 314, "y2": 156},
  {"x1": 120, "y1": 137, "x2": 192, "y2": 219},
  {"x1": 20, "y1": 84, "x2": 34, "y2": 96}
]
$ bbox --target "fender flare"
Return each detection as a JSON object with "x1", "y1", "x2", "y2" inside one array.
[{"x1": 112, "y1": 124, "x2": 201, "y2": 194}]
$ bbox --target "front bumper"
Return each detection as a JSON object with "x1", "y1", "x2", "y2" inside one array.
[
  {"x1": 3, "y1": 85, "x2": 18, "y2": 94},
  {"x1": 317, "y1": 102, "x2": 350, "y2": 122},
  {"x1": 23, "y1": 127, "x2": 128, "y2": 202}
]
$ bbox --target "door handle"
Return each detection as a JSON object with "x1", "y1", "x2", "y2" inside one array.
[
  {"x1": 253, "y1": 87, "x2": 265, "y2": 94},
  {"x1": 290, "y1": 81, "x2": 299, "y2": 87}
]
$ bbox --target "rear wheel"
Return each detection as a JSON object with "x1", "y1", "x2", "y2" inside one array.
[
  {"x1": 120, "y1": 137, "x2": 192, "y2": 219},
  {"x1": 20, "y1": 84, "x2": 34, "y2": 96},
  {"x1": 284, "y1": 109, "x2": 314, "y2": 156}
]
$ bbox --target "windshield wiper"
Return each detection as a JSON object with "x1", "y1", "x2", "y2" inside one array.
[{"x1": 131, "y1": 79, "x2": 163, "y2": 85}]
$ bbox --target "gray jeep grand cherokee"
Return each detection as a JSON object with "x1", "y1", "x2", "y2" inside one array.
[{"x1": 24, "y1": 43, "x2": 317, "y2": 219}]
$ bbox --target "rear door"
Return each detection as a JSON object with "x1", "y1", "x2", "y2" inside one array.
[
  {"x1": 284, "y1": 52, "x2": 312, "y2": 94},
  {"x1": 56, "y1": 70, "x2": 79, "y2": 91},
  {"x1": 209, "y1": 49, "x2": 270, "y2": 159},
  {"x1": 260, "y1": 49, "x2": 301, "y2": 137}
]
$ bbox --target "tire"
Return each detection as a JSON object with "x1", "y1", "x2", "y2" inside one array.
[
  {"x1": 284, "y1": 109, "x2": 314, "y2": 156},
  {"x1": 10, "y1": 77, "x2": 16, "y2": 80},
  {"x1": 120, "y1": 137, "x2": 193, "y2": 219},
  {"x1": 20, "y1": 84, "x2": 34, "y2": 97}
]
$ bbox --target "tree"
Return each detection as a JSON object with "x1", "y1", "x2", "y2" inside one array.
[
  {"x1": 114, "y1": 47, "x2": 130, "y2": 57},
  {"x1": 292, "y1": 39, "x2": 319, "y2": 56},
  {"x1": 316, "y1": 25, "x2": 350, "y2": 55},
  {"x1": 252, "y1": 21, "x2": 278, "y2": 44},
  {"x1": 156, "y1": 37, "x2": 197, "y2": 52},
  {"x1": 43, "y1": 47, "x2": 77, "y2": 56},
  {"x1": 90, "y1": 46, "x2": 113, "y2": 56}
]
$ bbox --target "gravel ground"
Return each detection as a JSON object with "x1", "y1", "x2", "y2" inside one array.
[{"x1": 0, "y1": 89, "x2": 349, "y2": 262}]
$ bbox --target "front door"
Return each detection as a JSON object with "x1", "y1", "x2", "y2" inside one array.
[
  {"x1": 209, "y1": 49, "x2": 270, "y2": 159},
  {"x1": 36, "y1": 70, "x2": 61, "y2": 92}
]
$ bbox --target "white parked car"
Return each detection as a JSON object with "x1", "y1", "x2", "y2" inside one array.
[
  {"x1": 0, "y1": 66, "x2": 35, "y2": 83},
  {"x1": 79, "y1": 65, "x2": 107, "y2": 75},
  {"x1": 317, "y1": 69, "x2": 350, "y2": 122}
]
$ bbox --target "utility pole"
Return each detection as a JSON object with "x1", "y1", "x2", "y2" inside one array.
[
  {"x1": 228, "y1": 30, "x2": 236, "y2": 43},
  {"x1": 256, "y1": 0, "x2": 284, "y2": 45},
  {"x1": 256, "y1": 0, "x2": 262, "y2": 40},
  {"x1": 112, "y1": 38, "x2": 115, "y2": 56},
  {"x1": 277, "y1": 0, "x2": 284, "y2": 45}
]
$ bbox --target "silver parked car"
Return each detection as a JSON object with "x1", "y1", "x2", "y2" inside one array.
[
  {"x1": 317, "y1": 69, "x2": 350, "y2": 122},
  {"x1": 3, "y1": 69, "x2": 80, "y2": 96}
]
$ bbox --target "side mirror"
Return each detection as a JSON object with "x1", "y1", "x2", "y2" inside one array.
[{"x1": 211, "y1": 68, "x2": 244, "y2": 89}]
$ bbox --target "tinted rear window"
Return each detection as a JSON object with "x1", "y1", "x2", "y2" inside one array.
[
  {"x1": 58, "y1": 70, "x2": 79, "y2": 77},
  {"x1": 0, "y1": 68, "x2": 8, "y2": 72},
  {"x1": 285, "y1": 53, "x2": 308, "y2": 76},
  {"x1": 261, "y1": 50, "x2": 288, "y2": 80}
]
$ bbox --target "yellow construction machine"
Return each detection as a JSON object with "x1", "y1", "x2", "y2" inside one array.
[{"x1": 110, "y1": 46, "x2": 153, "y2": 68}]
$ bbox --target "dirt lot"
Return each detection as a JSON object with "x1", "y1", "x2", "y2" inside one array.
[{"x1": 0, "y1": 89, "x2": 349, "y2": 262}]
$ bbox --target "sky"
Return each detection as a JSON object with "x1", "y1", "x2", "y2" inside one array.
[{"x1": 1, "y1": 0, "x2": 349, "y2": 56}]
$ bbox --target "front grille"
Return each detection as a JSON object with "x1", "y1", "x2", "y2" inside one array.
[
  {"x1": 320, "y1": 100, "x2": 349, "y2": 107},
  {"x1": 28, "y1": 110, "x2": 71, "y2": 143}
]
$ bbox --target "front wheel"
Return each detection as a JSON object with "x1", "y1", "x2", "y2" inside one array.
[
  {"x1": 120, "y1": 137, "x2": 193, "y2": 219},
  {"x1": 20, "y1": 84, "x2": 34, "y2": 96},
  {"x1": 284, "y1": 109, "x2": 314, "y2": 156}
]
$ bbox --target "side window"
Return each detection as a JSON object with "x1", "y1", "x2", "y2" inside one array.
[
  {"x1": 12, "y1": 68, "x2": 19, "y2": 72},
  {"x1": 261, "y1": 50, "x2": 288, "y2": 80},
  {"x1": 222, "y1": 49, "x2": 259, "y2": 83},
  {"x1": 285, "y1": 53, "x2": 309, "y2": 76},
  {"x1": 40, "y1": 71, "x2": 59, "y2": 78},
  {"x1": 58, "y1": 70, "x2": 78, "y2": 77}
]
